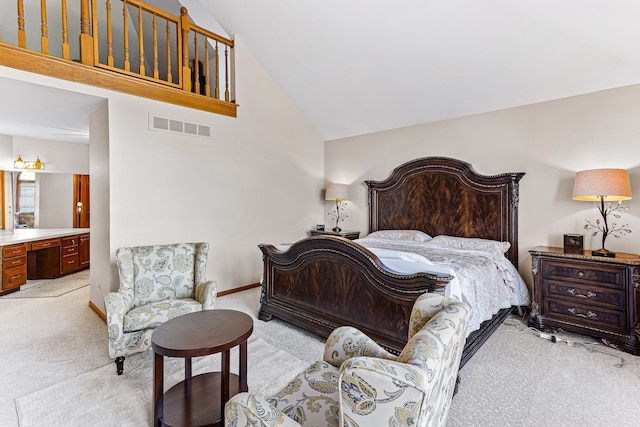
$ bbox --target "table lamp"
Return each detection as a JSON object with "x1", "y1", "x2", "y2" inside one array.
[
  {"x1": 572, "y1": 168, "x2": 632, "y2": 257},
  {"x1": 325, "y1": 183, "x2": 349, "y2": 232}
]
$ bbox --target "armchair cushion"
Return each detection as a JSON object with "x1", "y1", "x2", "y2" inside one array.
[{"x1": 123, "y1": 299, "x2": 202, "y2": 332}]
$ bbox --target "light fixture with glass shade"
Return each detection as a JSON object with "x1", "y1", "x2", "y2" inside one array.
[
  {"x1": 14, "y1": 155, "x2": 44, "y2": 170},
  {"x1": 572, "y1": 168, "x2": 632, "y2": 257},
  {"x1": 325, "y1": 183, "x2": 349, "y2": 232}
]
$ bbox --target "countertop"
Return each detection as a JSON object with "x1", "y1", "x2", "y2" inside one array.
[{"x1": 0, "y1": 228, "x2": 90, "y2": 245}]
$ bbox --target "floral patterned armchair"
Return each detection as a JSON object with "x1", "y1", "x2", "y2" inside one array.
[
  {"x1": 225, "y1": 293, "x2": 470, "y2": 427},
  {"x1": 104, "y1": 242, "x2": 217, "y2": 375}
]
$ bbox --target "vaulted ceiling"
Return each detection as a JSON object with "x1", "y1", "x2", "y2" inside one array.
[
  {"x1": 204, "y1": 0, "x2": 640, "y2": 141},
  {"x1": 2, "y1": 1, "x2": 640, "y2": 143}
]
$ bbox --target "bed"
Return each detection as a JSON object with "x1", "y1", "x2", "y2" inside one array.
[{"x1": 258, "y1": 156, "x2": 529, "y2": 367}]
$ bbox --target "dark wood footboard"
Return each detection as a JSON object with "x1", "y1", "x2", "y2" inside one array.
[{"x1": 258, "y1": 236, "x2": 453, "y2": 354}]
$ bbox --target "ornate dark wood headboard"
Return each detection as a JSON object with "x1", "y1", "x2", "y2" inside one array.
[{"x1": 366, "y1": 157, "x2": 525, "y2": 266}]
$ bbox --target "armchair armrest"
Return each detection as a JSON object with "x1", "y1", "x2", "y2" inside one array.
[
  {"x1": 225, "y1": 392, "x2": 300, "y2": 427},
  {"x1": 338, "y1": 356, "x2": 428, "y2": 426},
  {"x1": 323, "y1": 326, "x2": 396, "y2": 368},
  {"x1": 104, "y1": 291, "x2": 131, "y2": 358},
  {"x1": 195, "y1": 280, "x2": 217, "y2": 310}
]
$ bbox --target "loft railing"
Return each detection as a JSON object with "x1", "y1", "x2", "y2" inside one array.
[{"x1": 0, "y1": 0, "x2": 235, "y2": 112}]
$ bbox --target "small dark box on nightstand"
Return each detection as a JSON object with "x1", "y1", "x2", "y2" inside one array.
[{"x1": 563, "y1": 234, "x2": 584, "y2": 254}]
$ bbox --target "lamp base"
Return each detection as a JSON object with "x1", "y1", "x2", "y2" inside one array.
[
  {"x1": 332, "y1": 226, "x2": 342, "y2": 232},
  {"x1": 592, "y1": 248, "x2": 616, "y2": 258}
]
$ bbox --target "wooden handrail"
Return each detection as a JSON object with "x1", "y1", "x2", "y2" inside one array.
[{"x1": 0, "y1": 0, "x2": 236, "y2": 109}]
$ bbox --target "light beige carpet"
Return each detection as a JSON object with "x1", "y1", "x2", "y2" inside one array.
[
  {"x1": 1, "y1": 270, "x2": 90, "y2": 298},
  {"x1": 15, "y1": 335, "x2": 309, "y2": 427}
]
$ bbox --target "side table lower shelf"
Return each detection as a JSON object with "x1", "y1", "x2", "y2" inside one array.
[{"x1": 162, "y1": 372, "x2": 242, "y2": 427}]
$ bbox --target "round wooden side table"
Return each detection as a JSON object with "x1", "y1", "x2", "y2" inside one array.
[{"x1": 151, "y1": 309, "x2": 253, "y2": 427}]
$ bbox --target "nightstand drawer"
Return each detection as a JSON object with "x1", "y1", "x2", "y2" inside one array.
[
  {"x1": 542, "y1": 260, "x2": 625, "y2": 288},
  {"x1": 545, "y1": 299, "x2": 626, "y2": 333},
  {"x1": 545, "y1": 280, "x2": 625, "y2": 310}
]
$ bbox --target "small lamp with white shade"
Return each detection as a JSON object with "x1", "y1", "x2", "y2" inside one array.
[{"x1": 325, "y1": 183, "x2": 349, "y2": 232}]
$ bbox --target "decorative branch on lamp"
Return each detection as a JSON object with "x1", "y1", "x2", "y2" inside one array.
[
  {"x1": 14, "y1": 155, "x2": 44, "y2": 170},
  {"x1": 572, "y1": 168, "x2": 632, "y2": 258},
  {"x1": 325, "y1": 183, "x2": 349, "y2": 232}
]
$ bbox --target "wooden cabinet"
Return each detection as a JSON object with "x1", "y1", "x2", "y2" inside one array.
[
  {"x1": 3, "y1": 244, "x2": 27, "y2": 291},
  {"x1": 61, "y1": 236, "x2": 80, "y2": 274},
  {"x1": 78, "y1": 233, "x2": 90, "y2": 269},
  {"x1": 529, "y1": 246, "x2": 640, "y2": 355},
  {"x1": 1, "y1": 232, "x2": 90, "y2": 294}
]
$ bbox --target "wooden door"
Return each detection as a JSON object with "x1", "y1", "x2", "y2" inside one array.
[{"x1": 73, "y1": 174, "x2": 90, "y2": 228}]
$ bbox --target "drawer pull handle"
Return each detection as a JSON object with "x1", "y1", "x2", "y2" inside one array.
[
  {"x1": 566, "y1": 289, "x2": 597, "y2": 299},
  {"x1": 11, "y1": 274, "x2": 21, "y2": 280},
  {"x1": 577, "y1": 271, "x2": 585, "y2": 277},
  {"x1": 567, "y1": 307, "x2": 597, "y2": 319}
]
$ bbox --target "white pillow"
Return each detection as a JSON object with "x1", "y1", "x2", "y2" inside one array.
[
  {"x1": 365, "y1": 230, "x2": 432, "y2": 242},
  {"x1": 429, "y1": 235, "x2": 510, "y2": 259}
]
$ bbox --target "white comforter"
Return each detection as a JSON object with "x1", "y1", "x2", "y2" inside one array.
[{"x1": 356, "y1": 237, "x2": 530, "y2": 335}]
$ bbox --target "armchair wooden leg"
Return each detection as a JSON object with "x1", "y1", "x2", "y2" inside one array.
[{"x1": 115, "y1": 356, "x2": 125, "y2": 375}]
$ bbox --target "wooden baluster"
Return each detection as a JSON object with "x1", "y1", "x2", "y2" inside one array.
[
  {"x1": 17, "y1": 0, "x2": 26, "y2": 48},
  {"x1": 79, "y1": 0, "x2": 93, "y2": 65},
  {"x1": 61, "y1": 0, "x2": 69, "y2": 59},
  {"x1": 180, "y1": 7, "x2": 191, "y2": 92},
  {"x1": 214, "y1": 40, "x2": 220, "y2": 99},
  {"x1": 224, "y1": 44, "x2": 230, "y2": 102},
  {"x1": 40, "y1": 0, "x2": 49, "y2": 54},
  {"x1": 106, "y1": 0, "x2": 114, "y2": 66},
  {"x1": 152, "y1": 14, "x2": 159, "y2": 79},
  {"x1": 204, "y1": 38, "x2": 210, "y2": 97},
  {"x1": 137, "y1": 6, "x2": 144, "y2": 75},
  {"x1": 166, "y1": 20, "x2": 172, "y2": 83},
  {"x1": 193, "y1": 32, "x2": 199, "y2": 94},
  {"x1": 123, "y1": 0, "x2": 130, "y2": 71}
]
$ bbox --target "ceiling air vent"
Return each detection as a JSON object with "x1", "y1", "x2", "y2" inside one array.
[{"x1": 149, "y1": 114, "x2": 212, "y2": 139}]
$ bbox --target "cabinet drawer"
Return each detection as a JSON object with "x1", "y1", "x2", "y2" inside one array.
[
  {"x1": 545, "y1": 280, "x2": 625, "y2": 310},
  {"x1": 542, "y1": 259, "x2": 625, "y2": 288},
  {"x1": 545, "y1": 298, "x2": 626, "y2": 333},
  {"x1": 3, "y1": 244, "x2": 27, "y2": 258},
  {"x1": 3, "y1": 255, "x2": 26, "y2": 269},
  {"x1": 61, "y1": 245, "x2": 78, "y2": 256},
  {"x1": 62, "y1": 236, "x2": 78, "y2": 247},
  {"x1": 31, "y1": 238, "x2": 60, "y2": 251},
  {"x1": 61, "y1": 254, "x2": 79, "y2": 273},
  {"x1": 4, "y1": 265, "x2": 27, "y2": 289}
]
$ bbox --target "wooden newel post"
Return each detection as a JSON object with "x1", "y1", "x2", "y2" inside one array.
[
  {"x1": 79, "y1": 0, "x2": 94, "y2": 65},
  {"x1": 180, "y1": 7, "x2": 191, "y2": 92}
]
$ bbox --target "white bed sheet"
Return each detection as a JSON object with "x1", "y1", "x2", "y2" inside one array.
[{"x1": 356, "y1": 237, "x2": 530, "y2": 335}]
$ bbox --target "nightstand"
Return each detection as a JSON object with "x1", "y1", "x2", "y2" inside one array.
[
  {"x1": 309, "y1": 229, "x2": 360, "y2": 240},
  {"x1": 529, "y1": 246, "x2": 640, "y2": 355}
]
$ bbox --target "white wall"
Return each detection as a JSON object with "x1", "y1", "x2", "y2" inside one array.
[
  {"x1": 38, "y1": 173, "x2": 73, "y2": 228},
  {"x1": 325, "y1": 84, "x2": 640, "y2": 285},
  {"x1": 11, "y1": 136, "x2": 89, "y2": 174},
  {"x1": 0, "y1": 36, "x2": 325, "y2": 312}
]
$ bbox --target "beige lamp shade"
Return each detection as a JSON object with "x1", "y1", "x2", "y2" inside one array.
[
  {"x1": 325, "y1": 183, "x2": 349, "y2": 200},
  {"x1": 572, "y1": 169, "x2": 632, "y2": 201}
]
